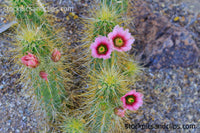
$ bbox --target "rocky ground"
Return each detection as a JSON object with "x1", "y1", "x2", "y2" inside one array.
[
  {"x1": 0, "y1": 0, "x2": 200, "y2": 132},
  {"x1": 131, "y1": 68, "x2": 200, "y2": 132}
]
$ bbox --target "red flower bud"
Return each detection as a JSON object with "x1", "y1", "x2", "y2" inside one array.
[
  {"x1": 21, "y1": 52, "x2": 39, "y2": 68},
  {"x1": 39, "y1": 71, "x2": 48, "y2": 81},
  {"x1": 51, "y1": 48, "x2": 61, "y2": 62},
  {"x1": 114, "y1": 107, "x2": 126, "y2": 117}
]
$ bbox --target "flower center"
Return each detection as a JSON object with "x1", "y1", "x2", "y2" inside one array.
[
  {"x1": 128, "y1": 97, "x2": 134, "y2": 103},
  {"x1": 114, "y1": 37, "x2": 124, "y2": 47},
  {"x1": 125, "y1": 95, "x2": 135, "y2": 105},
  {"x1": 97, "y1": 44, "x2": 108, "y2": 54}
]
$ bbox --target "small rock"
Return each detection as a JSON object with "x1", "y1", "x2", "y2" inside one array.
[
  {"x1": 0, "y1": 85, "x2": 3, "y2": 89},
  {"x1": 179, "y1": 16, "x2": 188, "y2": 26},
  {"x1": 10, "y1": 103, "x2": 14, "y2": 108},
  {"x1": 0, "y1": 17, "x2": 4, "y2": 21},
  {"x1": 19, "y1": 110, "x2": 23, "y2": 114},
  {"x1": 22, "y1": 116, "x2": 26, "y2": 120}
]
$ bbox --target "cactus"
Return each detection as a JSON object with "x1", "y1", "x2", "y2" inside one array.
[
  {"x1": 80, "y1": 1, "x2": 130, "y2": 70},
  {"x1": 11, "y1": 0, "x2": 45, "y2": 25},
  {"x1": 80, "y1": 0, "x2": 132, "y2": 68},
  {"x1": 8, "y1": 0, "x2": 72, "y2": 128},
  {"x1": 82, "y1": 62, "x2": 134, "y2": 132},
  {"x1": 10, "y1": 23, "x2": 71, "y2": 122},
  {"x1": 113, "y1": 52, "x2": 142, "y2": 80},
  {"x1": 100, "y1": 0, "x2": 128, "y2": 14},
  {"x1": 79, "y1": 1, "x2": 143, "y2": 132},
  {"x1": 81, "y1": 1, "x2": 127, "y2": 49},
  {"x1": 61, "y1": 116, "x2": 86, "y2": 133}
]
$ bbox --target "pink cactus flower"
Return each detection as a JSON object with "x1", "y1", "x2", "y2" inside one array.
[
  {"x1": 90, "y1": 36, "x2": 113, "y2": 59},
  {"x1": 39, "y1": 71, "x2": 48, "y2": 81},
  {"x1": 21, "y1": 52, "x2": 39, "y2": 68},
  {"x1": 108, "y1": 25, "x2": 135, "y2": 52},
  {"x1": 121, "y1": 90, "x2": 143, "y2": 111},
  {"x1": 114, "y1": 107, "x2": 126, "y2": 117},
  {"x1": 51, "y1": 48, "x2": 61, "y2": 62}
]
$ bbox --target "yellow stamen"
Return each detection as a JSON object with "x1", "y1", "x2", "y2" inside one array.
[
  {"x1": 128, "y1": 97, "x2": 134, "y2": 103},
  {"x1": 114, "y1": 38, "x2": 124, "y2": 47},
  {"x1": 98, "y1": 46, "x2": 106, "y2": 54}
]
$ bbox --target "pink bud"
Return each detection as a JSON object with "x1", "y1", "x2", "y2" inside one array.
[
  {"x1": 39, "y1": 71, "x2": 48, "y2": 81},
  {"x1": 51, "y1": 48, "x2": 61, "y2": 62},
  {"x1": 21, "y1": 52, "x2": 39, "y2": 68},
  {"x1": 114, "y1": 107, "x2": 126, "y2": 117}
]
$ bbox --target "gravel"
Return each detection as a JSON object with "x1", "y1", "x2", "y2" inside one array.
[
  {"x1": 130, "y1": 68, "x2": 200, "y2": 132},
  {"x1": 0, "y1": 33, "x2": 46, "y2": 132},
  {"x1": 0, "y1": 91, "x2": 41, "y2": 132}
]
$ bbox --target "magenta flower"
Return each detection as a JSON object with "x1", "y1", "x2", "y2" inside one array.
[
  {"x1": 21, "y1": 52, "x2": 39, "y2": 68},
  {"x1": 108, "y1": 25, "x2": 135, "y2": 52},
  {"x1": 114, "y1": 107, "x2": 126, "y2": 117},
  {"x1": 90, "y1": 36, "x2": 113, "y2": 59},
  {"x1": 39, "y1": 71, "x2": 48, "y2": 81},
  {"x1": 51, "y1": 48, "x2": 61, "y2": 62},
  {"x1": 121, "y1": 90, "x2": 143, "y2": 111}
]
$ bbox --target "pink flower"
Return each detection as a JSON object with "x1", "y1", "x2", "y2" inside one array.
[
  {"x1": 121, "y1": 90, "x2": 143, "y2": 111},
  {"x1": 108, "y1": 25, "x2": 135, "y2": 52},
  {"x1": 51, "y1": 48, "x2": 61, "y2": 62},
  {"x1": 90, "y1": 36, "x2": 113, "y2": 59},
  {"x1": 39, "y1": 71, "x2": 48, "y2": 81},
  {"x1": 114, "y1": 107, "x2": 126, "y2": 117},
  {"x1": 21, "y1": 52, "x2": 39, "y2": 68}
]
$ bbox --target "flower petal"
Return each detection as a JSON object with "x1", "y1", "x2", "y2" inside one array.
[
  {"x1": 121, "y1": 90, "x2": 143, "y2": 111},
  {"x1": 90, "y1": 36, "x2": 112, "y2": 59},
  {"x1": 108, "y1": 25, "x2": 135, "y2": 52}
]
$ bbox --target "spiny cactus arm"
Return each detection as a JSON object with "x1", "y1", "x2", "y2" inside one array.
[
  {"x1": 100, "y1": 0, "x2": 128, "y2": 14},
  {"x1": 11, "y1": 0, "x2": 45, "y2": 25}
]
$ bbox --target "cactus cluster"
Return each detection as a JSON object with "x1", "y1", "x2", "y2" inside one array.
[
  {"x1": 79, "y1": 1, "x2": 144, "y2": 132},
  {"x1": 12, "y1": 24, "x2": 68, "y2": 121},
  {"x1": 9, "y1": 0, "x2": 72, "y2": 129},
  {"x1": 5, "y1": 0, "x2": 144, "y2": 132}
]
